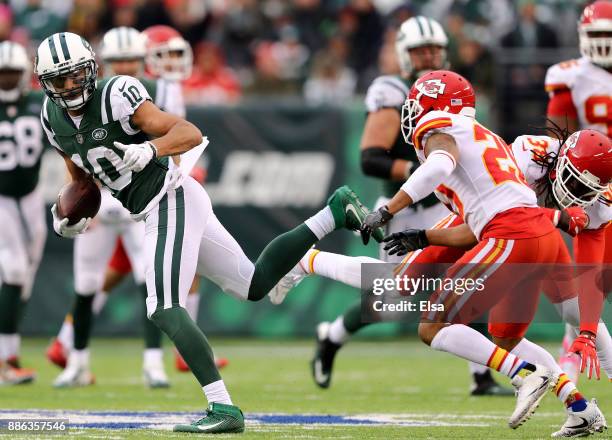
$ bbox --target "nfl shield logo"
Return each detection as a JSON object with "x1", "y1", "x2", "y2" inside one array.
[{"x1": 75, "y1": 134, "x2": 84, "y2": 144}]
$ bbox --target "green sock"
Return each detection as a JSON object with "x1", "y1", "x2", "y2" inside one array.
[
  {"x1": 141, "y1": 285, "x2": 162, "y2": 348},
  {"x1": 151, "y1": 307, "x2": 220, "y2": 386},
  {"x1": 342, "y1": 302, "x2": 369, "y2": 334},
  {"x1": 73, "y1": 294, "x2": 95, "y2": 350},
  {"x1": 248, "y1": 224, "x2": 318, "y2": 301},
  {"x1": 0, "y1": 284, "x2": 21, "y2": 333}
]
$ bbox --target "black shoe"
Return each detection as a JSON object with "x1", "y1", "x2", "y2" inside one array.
[
  {"x1": 310, "y1": 322, "x2": 342, "y2": 389},
  {"x1": 470, "y1": 370, "x2": 514, "y2": 396}
]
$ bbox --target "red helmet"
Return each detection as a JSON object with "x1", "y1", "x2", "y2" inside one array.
[
  {"x1": 552, "y1": 129, "x2": 612, "y2": 208},
  {"x1": 401, "y1": 70, "x2": 476, "y2": 144},
  {"x1": 142, "y1": 25, "x2": 192, "y2": 81},
  {"x1": 579, "y1": 0, "x2": 612, "y2": 67}
]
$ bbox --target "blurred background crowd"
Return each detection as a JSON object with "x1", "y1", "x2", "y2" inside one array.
[{"x1": 0, "y1": 0, "x2": 590, "y2": 111}]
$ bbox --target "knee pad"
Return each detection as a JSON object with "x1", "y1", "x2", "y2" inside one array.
[{"x1": 150, "y1": 306, "x2": 188, "y2": 337}]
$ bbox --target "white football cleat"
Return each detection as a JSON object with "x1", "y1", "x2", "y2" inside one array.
[
  {"x1": 268, "y1": 261, "x2": 308, "y2": 305},
  {"x1": 143, "y1": 362, "x2": 170, "y2": 388},
  {"x1": 53, "y1": 350, "x2": 94, "y2": 388},
  {"x1": 508, "y1": 364, "x2": 558, "y2": 429},
  {"x1": 552, "y1": 398, "x2": 607, "y2": 438}
]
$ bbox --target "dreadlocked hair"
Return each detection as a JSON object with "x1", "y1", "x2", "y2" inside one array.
[{"x1": 529, "y1": 119, "x2": 571, "y2": 208}]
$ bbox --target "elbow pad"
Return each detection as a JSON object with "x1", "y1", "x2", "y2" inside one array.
[
  {"x1": 360, "y1": 147, "x2": 394, "y2": 179},
  {"x1": 401, "y1": 151, "x2": 455, "y2": 203}
]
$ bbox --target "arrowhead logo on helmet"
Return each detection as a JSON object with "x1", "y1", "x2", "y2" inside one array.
[{"x1": 416, "y1": 79, "x2": 446, "y2": 98}]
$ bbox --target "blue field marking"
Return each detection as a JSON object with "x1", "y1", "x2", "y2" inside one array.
[{"x1": 0, "y1": 410, "x2": 491, "y2": 429}]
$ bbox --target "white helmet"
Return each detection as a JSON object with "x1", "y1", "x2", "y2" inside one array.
[
  {"x1": 578, "y1": 1, "x2": 612, "y2": 67},
  {"x1": 0, "y1": 41, "x2": 31, "y2": 103},
  {"x1": 35, "y1": 32, "x2": 98, "y2": 110},
  {"x1": 395, "y1": 16, "x2": 448, "y2": 77},
  {"x1": 100, "y1": 27, "x2": 146, "y2": 62}
]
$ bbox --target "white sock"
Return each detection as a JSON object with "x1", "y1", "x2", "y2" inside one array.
[
  {"x1": 203, "y1": 379, "x2": 233, "y2": 405},
  {"x1": 69, "y1": 349, "x2": 90, "y2": 367},
  {"x1": 57, "y1": 318, "x2": 74, "y2": 351},
  {"x1": 430, "y1": 324, "x2": 526, "y2": 378},
  {"x1": 0, "y1": 334, "x2": 10, "y2": 362},
  {"x1": 301, "y1": 250, "x2": 382, "y2": 289},
  {"x1": 304, "y1": 206, "x2": 335, "y2": 240},
  {"x1": 143, "y1": 348, "x2": 163, "y2": 367},
  {"x1": 510, "y1": 338, "x2": 563, "y2": 375},
  {"x1": 468, "y1": 361, "x2": 489, "y2": 375},
  {"x1": 6, "y1": 334, "x2": 19, "y2": 359},
  {"x1": 92, "y1": 291, "x2": 108, "y2": 315},
  {"x1": 186, "y1": 293, "x2": 200, "y2": 322},
  {"x1": 328, "y1": 316, "x2": 349, "y2": 345},
  {"x1": 595, "y1": 322, "x2": 612, "y2": 380}
]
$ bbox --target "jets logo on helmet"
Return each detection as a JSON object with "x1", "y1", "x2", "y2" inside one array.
[
  {"x1": 416, "y1": 79, "x2": 446, "y2": 98},
  {"x1": 0, "y1": 41, "x2": 30, "y2": 103},
  {"x1": 35, "y1": 32, "x2": 98, "y2": 110}
]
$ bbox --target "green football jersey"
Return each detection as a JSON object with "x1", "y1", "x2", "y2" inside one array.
[
  {"x1": 41, "y1": 75, "x2": 172, "y2": 215},
  {"x1": 0, "y1": 90, "x2": 49, "y2": 197}
]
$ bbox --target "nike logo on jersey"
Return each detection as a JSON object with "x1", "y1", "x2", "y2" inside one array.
[{"x1": 118, "y1": 82, "x2": 127, "y2": 92}]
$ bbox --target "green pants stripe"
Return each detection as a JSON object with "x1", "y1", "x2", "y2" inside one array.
[
  {"x1": 171, "y1": 187, "x2": 185, "y2": 306},
  {"x1": 153, "y1": 193, "x2": 168, "y2": 312}
]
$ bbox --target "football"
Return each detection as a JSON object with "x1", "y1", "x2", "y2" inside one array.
[{"x1": 56, "y1": 178, "x2": 102, "y2": 225}]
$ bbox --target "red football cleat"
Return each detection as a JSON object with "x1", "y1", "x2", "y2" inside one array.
[
  {"x1": 215, "y1": 357, "x2": 229, "y2": 370},
  {"x1": 175, "y1": 350, "x2": 190, "y2": 372},
  {"x1": 0, "y1": 363, "x2": 35, "y2": 385},
  {"x1": 46, "y1": 339, "x2": 67, "y2": 369}
]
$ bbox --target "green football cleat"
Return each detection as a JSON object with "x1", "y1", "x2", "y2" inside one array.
[
  {"x1": 327, "y1": 185, "x2": 384, "y2": 242},
  {"x1": 173, "y1": 402, "x2": 245, "y2": 434}
]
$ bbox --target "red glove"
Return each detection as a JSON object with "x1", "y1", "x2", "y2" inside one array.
[
  {"x1": 569, "y1": 332, "x2": 600, "y2": 380},
  {"x1": 548, "y1": 206, "x2": 588, "y2": 237}
]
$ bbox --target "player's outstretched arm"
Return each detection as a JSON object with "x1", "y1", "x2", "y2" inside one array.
[
  {"x1": 426, "y1": 223, "x2": 477, "y2": 249},
  {"x1": 131, "y1": 100, "x2": 202, "y2": 157},
  {"x1": 59, "y1": 149, "x2": 89, "y2": 182}
]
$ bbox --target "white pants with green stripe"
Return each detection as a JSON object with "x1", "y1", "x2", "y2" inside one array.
[
  {"x1": 144, "y1": 177, "x2": 254, "y2": 318},
  {"x1": 0, "y1": 188, "x2": 47, "y2": 300}
]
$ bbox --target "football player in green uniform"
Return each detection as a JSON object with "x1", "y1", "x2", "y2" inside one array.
[
  {"x1": 36, "y1": 32, "x2": 381, "y2": 433},
  {"x1": 0, "y1": 41, "x2": 49, "y2": 385},
  {"x1": 48, "y1": 26, "x2": 179, "y2": 388}
]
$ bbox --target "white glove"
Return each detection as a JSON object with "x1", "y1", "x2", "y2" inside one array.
[
  {"x1": 51, "y1": 204, "x2": 92, "y2": 238},
  {"x1": 112, "y1": 141, "x2": 156, "y2": 172}
]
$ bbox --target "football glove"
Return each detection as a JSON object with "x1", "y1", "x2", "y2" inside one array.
[
  {"x1": 551, "y1": 206, "x2": 588, "y2": 237},
  {"x1": 569, "y1": 332, "x2": 600, "y2": 380},
  {"x1": 383, "y1": 229, "x2": 429, "y2": 256},
  {"x1": 51, "y1": 204, "x2": 92, "y2": 238},
  {"x1": 360, "y1": 206, "x2": 393, "y2": 245},
  {"x1": 113, "y1": 141, "x2": 157, "y2": 173}
]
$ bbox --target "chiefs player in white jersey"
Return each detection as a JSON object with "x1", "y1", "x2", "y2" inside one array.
[
  {"x1": 544, "y1": 0, "x2": 612, "y2": 383},
  {"x1": 353, "y1": 70, "x2": 607, "y2": 435}
]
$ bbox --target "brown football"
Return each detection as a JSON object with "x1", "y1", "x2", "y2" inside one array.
[{"x1": 57, "y1": 179, "x2": 102, "y2": 225}]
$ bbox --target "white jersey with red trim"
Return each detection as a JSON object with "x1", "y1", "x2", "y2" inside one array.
[
  {"x1": 412, "y1": 111, "x2": 538, "y2": 238},
  {"x1": 511, "y1": 134, "x2": 611, "y2": 230},
  {"x1": 545, "y1": 57, "x2": 612, "y2": 136}
]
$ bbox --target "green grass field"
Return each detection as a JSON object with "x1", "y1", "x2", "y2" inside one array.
[{"x1": 1, "y1": 337, "x2": 610, "y2": 439}]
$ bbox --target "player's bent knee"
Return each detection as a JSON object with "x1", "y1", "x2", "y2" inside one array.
[
  {"x1": 150, "y1": 306, "x2": 189, "y2": 338},
  {"x1": 418, "y1": 322, "x2": 441, "y2": 346}
]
